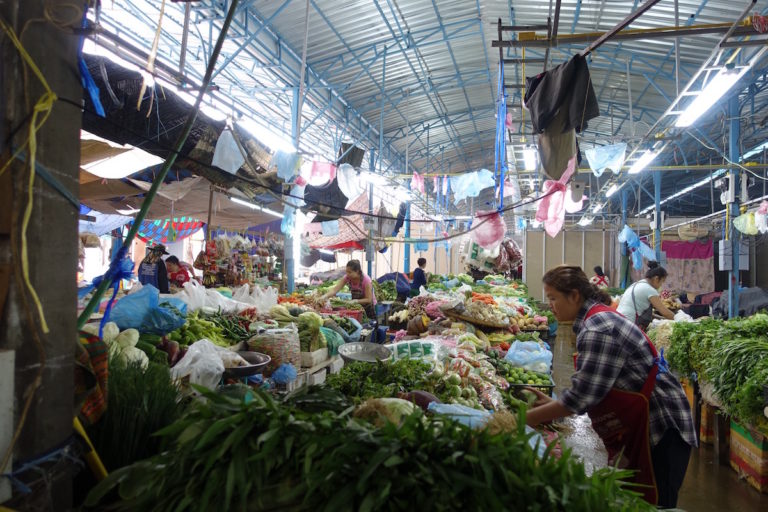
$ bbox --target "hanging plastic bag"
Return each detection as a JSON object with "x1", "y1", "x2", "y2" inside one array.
[
  {"x1": 451, "y1": 169, "x2": 496, "y2": 205},
  {"x1": 273, "y1": 150, "x2": 301, "y2": 182},
  {"x1": 504, "y1": 341, "x2": 552, "y2": 374},
  {"x1": 336, "y1": 163, "x2": 364, "y2": 200},
  {"x1": 470, "y1": 210, "x2": 505, "y2": 250},
  {"x1": 734, "y1": 212, "x2": 758, "y2": 235},
  {"x1": 584, "y1": 143, "x2": 626, "y2": 177},
  {"x1": 109, "y1": 285, "x2": 188, "y2": 335},
  {"x1": 211, "y1": 129, "x2": 245, "y2": 174},
  {"x1": 427, "y1": 402, "x2": 491, "y2": 428}
]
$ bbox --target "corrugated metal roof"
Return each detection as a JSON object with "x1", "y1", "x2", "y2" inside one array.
[{"x1": 93, "y1": 0, "x2": 768, "y2": 217}]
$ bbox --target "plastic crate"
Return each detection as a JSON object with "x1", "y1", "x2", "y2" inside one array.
[{"x1": 333, "y1": 308, "x2": 364, "y2": 322}]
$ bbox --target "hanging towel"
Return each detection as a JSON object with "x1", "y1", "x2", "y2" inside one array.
[
  {"x1": 585, "y1": 143, "x2": 627, "y2": 177},
  {"x1": 336, "y1": 163, "x2": 364, "y2": 202},
  {"x1": 414, "y1": 241, "x2": 429, "y2": 252}
]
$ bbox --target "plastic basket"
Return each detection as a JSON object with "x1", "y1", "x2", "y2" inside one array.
[{"x1": 333, "y1": 308, "x2": 363, "y2": 322}]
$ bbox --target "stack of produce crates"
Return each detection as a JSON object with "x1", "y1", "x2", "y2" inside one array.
[{"x1": 730, "y1": 420, "x2": 768, "y2": 493}]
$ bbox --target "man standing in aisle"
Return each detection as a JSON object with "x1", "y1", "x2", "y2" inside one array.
[{"x1": 410, "y1": 257, "x2": 428, "y2": 296}]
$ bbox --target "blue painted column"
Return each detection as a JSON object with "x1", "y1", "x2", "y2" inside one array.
[
  {"x1": 284, "y1": 87, "x2": 298, "y2": 293},
  {"x1": 728, "y1": 95, "x2": 740, "y2": 319},
  {"x1": 653, "y1": 170, "x2": 662, "y2": 262},
  {"x1": 368, "y1": 152, "x2": 375, "y2": 277},
  {"x1": 404, "y1": 189, "x2": 411, "y2": 274},
  {"x1": 620, "y1": 188, "x2": 629, "y2": 288}
]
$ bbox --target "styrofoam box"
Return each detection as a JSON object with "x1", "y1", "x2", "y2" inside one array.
[
  {"x1": 285, "y1": 370, "x2": 308, "y2": 392},
  {"x1": 301, "y1": 347, "x2": 329, "y2": 368},
  {"x1": 309, "y1": 369, "x2": 327, "y2": 386},
  {"x1": 329, "y1": 356, "x2": 344, "y2": 374}
]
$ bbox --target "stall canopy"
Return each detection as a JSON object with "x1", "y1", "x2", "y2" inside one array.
[{"x1": 133, "y1": 217, "x2": 205, "y2": 245}]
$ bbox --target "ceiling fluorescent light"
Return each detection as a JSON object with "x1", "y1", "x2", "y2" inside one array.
[
  {"x1": 591, "y1": 202, "x2": 603, "y2": 214},
  {"x1": 606, "y1": 183, "x2": 619, "y2": 197},
  {"x1": 628, "y1": 150, "x2": 658, "y2": 174},
  {"x1": 676, "y1": 66, "x2": 750, "y2": 128},
  {"x1": 578, "y1": 216, "x2": 594, "y2": 226},
  {"x1": 318, "y1": 249, "x2": 334, "y2": 255},
  {"x1": 230, "y1": 197, "x2": 284, "y2": 219},
  {"x1": 523, "y1": 147, "x2": 537, "y2": 171}
]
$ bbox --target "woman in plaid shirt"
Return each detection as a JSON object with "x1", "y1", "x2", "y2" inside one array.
[{"x1": 526, "y1": 265, "x2": 696, "y2": 508}]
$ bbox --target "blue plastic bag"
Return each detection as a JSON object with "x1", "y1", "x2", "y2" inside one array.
[
  {"x1": 427, "y1": 403, "x2": 491, "y2": 428},
  {"x1": 395, "y1": 273, "x2": 411, "y2": 295},
  {"x1": 504, "y1": 341, "x2": 552, "y2": 374},
  {"x1": 110, "y1": 285, "x2": 187, "y2": 335},
  {"x1": 584, "y1": 143, "x2": 626, "y2": 177},
  {"x1": 451, "y1": 169, "x2": 496, "y2": 205}
]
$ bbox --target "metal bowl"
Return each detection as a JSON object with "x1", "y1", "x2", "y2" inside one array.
[
  {"x1": 338, "y1": 342, "x2": 392, "y2": 364},
  {"x1": 223, "y1": 351, "x2": 271, "y2": 379}
]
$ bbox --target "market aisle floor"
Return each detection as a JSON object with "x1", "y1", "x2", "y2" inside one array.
[{"x1": 562, "y1": 416, "x2": 768, "y2": 511}]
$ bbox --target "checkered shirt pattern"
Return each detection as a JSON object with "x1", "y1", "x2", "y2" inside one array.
[{"x1": 560, "y1": 300, "x2": 698, "y2": 448}]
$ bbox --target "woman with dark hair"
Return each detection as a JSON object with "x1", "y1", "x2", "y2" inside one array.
[
  {"x1": 137, "y1": 244, "x2": 170, "y2": 294},
  {"x1": 321, "y1": 259, "x2": 377, "y2": 319},
  {"x1": 589, "y1": 265, "x2": 609, "y2": 289},
  {"x1": 617, "y1": 262, "x2": 675, "y2": 330},
  {"x1": 165, "y1": 255, "x2": 191, "y2": 289},
  {"x1": 526, "y1": 265, "x2": 696, "y2": 508}
]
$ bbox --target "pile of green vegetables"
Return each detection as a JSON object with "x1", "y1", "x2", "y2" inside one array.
[
  {"x1": 372, "y1": 280, "x2": 396, "y2": 301},
  {"x1": 326, "y1": 359, "x2": 433, "y2": 400},
  {"x1": 86, "y1": 386, "x2": 653, "y2": 512},
  {"x1": 664, "y1": 313, "x2": 768, "y2": 429},
  {"x1": 87, "y1": 358, "x2": 183, "y2": 471}
]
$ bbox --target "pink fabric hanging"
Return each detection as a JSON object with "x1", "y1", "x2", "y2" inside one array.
[
  {"x1": 535, "y1": 155, "x2": 578, "y2": 238},
  {"x1": 411, "y1": 171, "x2": 425, "y2": 194},
  {"x1": 505, "y1": 112, "x2": 513, "y2": 130},
  {"x1": 310, "y1": 161, "x2": 336, "y2": 185},
  {"x1": 758, "y1": 200, "x2": 768, "y2": 215},
  {"x1": 471, "y1": 210, "x2": 505, "y2": 250}
]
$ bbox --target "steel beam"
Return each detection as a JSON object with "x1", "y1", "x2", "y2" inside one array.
[{"x1": 728, "y1": 95, "x2": 740, "y2": 318}]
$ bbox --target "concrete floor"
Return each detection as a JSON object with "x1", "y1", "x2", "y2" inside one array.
[{"x1": 561, "y1": 415, "x2": 768, "y2": 511}]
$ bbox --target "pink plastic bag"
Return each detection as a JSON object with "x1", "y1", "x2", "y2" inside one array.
[{"x1": 470, "y1": 210, "x2": 505, "y2": 250}]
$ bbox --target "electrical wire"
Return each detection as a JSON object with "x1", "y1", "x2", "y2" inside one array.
[{"x1": 687, "y1": 130, "x2": 768, "y2": 182}]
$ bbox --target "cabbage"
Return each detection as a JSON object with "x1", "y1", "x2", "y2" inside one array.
[
  {"x1": 353, "y1": 398, "x2": 417, "y2": 427},
  {"x1": 115, "y1": 328, "x2": 140, "y2": 349},
  {"x1": 102, "y1": 322, "x2": 120, "y2": 344},
  {"x1": 298, "y1": 311, "x2": 324, "y2": 330},
  {"x1": 117, "y1": 346, "x2": 149, "y2": 370},
  {"x1": 81, "y1": 323, "x2": 100, "y2": 337}
]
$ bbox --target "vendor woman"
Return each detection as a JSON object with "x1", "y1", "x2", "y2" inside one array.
[
  {"x1": 526, "y1": 265, "x2": 696, "y2": 508},
  {"x1": 617, "y1": 261, "x2": 675, "y2": 331},
  {"x1": 321, "y1": 259, "x2": 377, "y2": 319}
]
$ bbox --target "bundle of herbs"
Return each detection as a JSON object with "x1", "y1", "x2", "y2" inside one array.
[
  {"x1": 325, "y1": 359, "x2": 433, "y2": 401},
  {"x1": 87, "y1": 386, "x2": 653, "y2": 512},
  {"x1": 87, "y1": 358, "x2": 184, "y2": 471}
]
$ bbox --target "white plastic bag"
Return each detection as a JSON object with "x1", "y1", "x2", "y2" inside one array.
[
  {"x1": 170, "y1": 339, "x2": 226, "y2": 389},
  {"x1": 673, "y1": 310, "x2": 693, "y2": 322},
  {"x1": 177, "y1": 281, "x2": 252, "y2": 314}
]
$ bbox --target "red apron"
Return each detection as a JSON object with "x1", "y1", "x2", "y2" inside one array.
[{"x1": 575, "y1": 303, "x2": 659, "y2": 505}]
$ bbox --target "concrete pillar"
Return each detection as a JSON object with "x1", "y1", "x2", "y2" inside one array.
[{"x1": 0, "y1": 1, "x2": 81, "y2": 507}]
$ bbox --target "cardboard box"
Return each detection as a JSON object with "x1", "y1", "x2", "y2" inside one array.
[
  {"x1": 301, "y1": 348, "x2": 329, "y2": 368},
  {"x1": 680, "y1": 377, "x2": 695, "y2": 413},
  {"x1": 700, "y1": 401, "x2": 725, "y2": 445},
  {"x1": 730, "y1": 420, "x2": 768, "y2": 493}
]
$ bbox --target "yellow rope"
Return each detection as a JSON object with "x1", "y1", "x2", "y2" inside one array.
[{"x1": 0, "y1": 16, "x2": 56, "y2": 333}]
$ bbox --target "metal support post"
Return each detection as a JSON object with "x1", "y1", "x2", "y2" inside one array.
[
  {"x1": 728, "y1": 96, "x2": 740, "y2": 318},
  {"x1": 654, "y1": 170, "x2": 662, "y2": 262},
  {"x1": 284, "y1": 87, "x2": 299, "y2": 293},
  {"x1": 368, "y1": 152, "x2": 375, "y2": 277},
  {"x1": 620, "y1": 189, "x2": 629, "y2": 288}
]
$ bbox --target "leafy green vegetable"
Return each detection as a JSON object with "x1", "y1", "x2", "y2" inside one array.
[
  {"x1": 87, "y1": 386, "x2": 654, "y2": 512},
  {"x1": 326, "y1": 359, "x2": 433, "y2": 401},
  {"x1": 87, "y1": 358, "x2": 183, "y2": 471}
]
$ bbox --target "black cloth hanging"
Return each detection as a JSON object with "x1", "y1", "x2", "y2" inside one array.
[
  {"x1": 524, "y1": 54, "x2": 599, "y2": 134},
  {"x1": 392, "y1": 203, "x2": 408, "y2": 236},
  {"x1": 302, "y1": 178, "x2": 348, "y2": 222}
]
